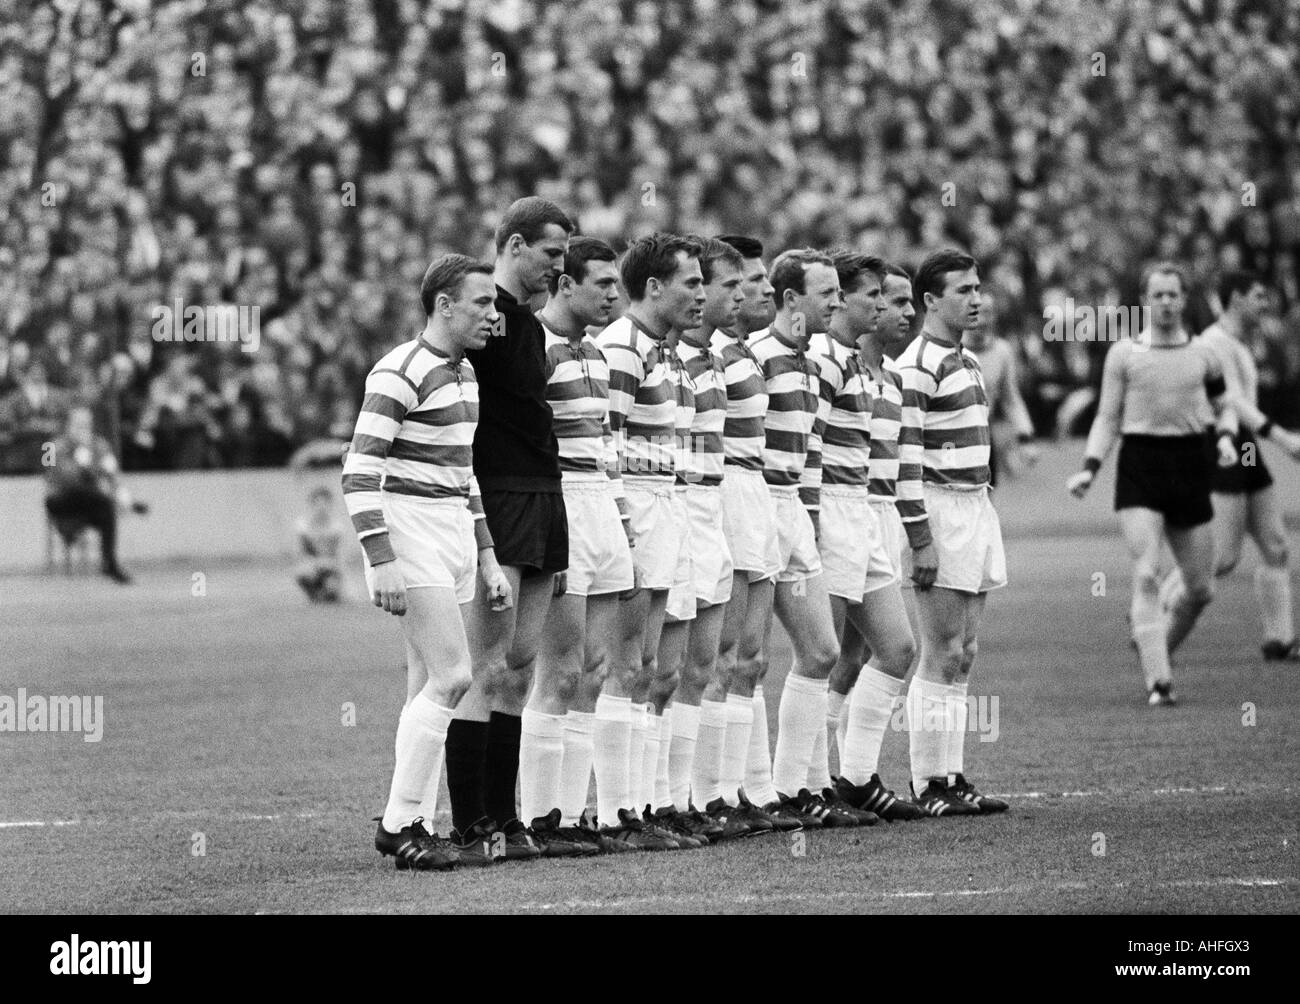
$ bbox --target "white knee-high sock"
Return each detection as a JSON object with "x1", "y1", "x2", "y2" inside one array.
[
  {"x1": 840, "y1": 665, "x2": 904, "y2": 785},
  {"x1": 807, "y1": 716, "x2": 831, "y2": 793},
  {"x1": 559, "y1": 710, "x2": 595, "y2": 827},
  {"x1": 772, "y1": 674, "x2": 828, "y2": 798},
  {"x1": 693, "y1": 699, "x2": 728, "y2": 805},
  {"x1": 744, "y1": 687, "x2": 779, "y2": 806},
  {"x1": 720, "y1": 697, "x2": 752, "y2": 804},
  {"x1": 906, "y1": 675, "x2": 950, "y2": 794},
  {"x1": 825, "y1": 688, "x2": 847, "y2": 767},
  {"x1": 1132, "y1": 588, "x2": 1172, "y2": 689},
  {"x1": 520, "y1": 708, "x2": 566, "y2": 824},
  {"x1": 837, "y1": 680, "x2": 854, "y2": 754},
  {"x1": 1255, "y1": 565, "x2": 1295, "y2": 644},
  {"x1": 384, "y1": 693, "x2": 453, "y2": 834},
  {"x1": 1159, "y1": 566, "x2": 1186, "y2": 621},
  {"x1": 669, "y1": 703, "x2": 701, "y2": 810},
  {"x1": 630, "y1": 704, "x2": 650, "y2": 813},
  {"x1": 593, "y1": 694, "x2": 632, "y2": 826},
  {"x1": 947, "y1": 679, "x2": 969, "y2": 778},
  {"x1": 653, "y1": 712, "x2": 673, "y2": 810}
]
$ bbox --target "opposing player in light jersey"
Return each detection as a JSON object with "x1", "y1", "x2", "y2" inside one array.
[
  {"x1": 1069, "y1": 262, "x2": 1239, "y2": 705},
  {"x1": 593, "y1": 233, "x2": 706, "y2": 850},
  {"x1": 648, "y1": 237, "x2": 747, "y2": 841},
  {"x1": 523, "y1": 236, "x2": 636, "y2": 856},
  {"x1": 812, "y1": 253, "x2": 924, "y2": 822},
  {"x1": 747, "y1": 248, "x2": 861, "y2": 828},
  {"x1": 344, "y1": 254, "x2": 513, "y2": 870},
  {"x1": 896, "y1": 249, "x2": 1007, "y2": 816},
  {"x1": 1160, "y1": 270, "x2": 1300, "y2": 661},
  {"x1": 705, "y1": 235, "x2": 789, "y2": 835}
]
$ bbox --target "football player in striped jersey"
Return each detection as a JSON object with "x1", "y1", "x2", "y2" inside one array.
[
  {"x1": 592, "y1": 233, "x2": 706, "y2": 850},
  {"x1": 747, "y1": 249, "x2": 861, "y2": 828},
  {"x1": 649, "y1": 237, "x2": 747, "y2": 842},
  {"x1": 813, "y1": 252, "x2": 923, "y2": 822},
  {"x1": 344, "y1": 254, "x2": 512, "y2": 870},
  {"x1": 896, "y1": 249, "x2": 1008, "y2": 816},
  {"x1": 524, "y1": 236, "x2": 636, "y2": 855}
]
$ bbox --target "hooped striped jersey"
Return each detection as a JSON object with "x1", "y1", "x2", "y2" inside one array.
[
  {"x1": 541, "y1": 324, "x2": 628, "y2": 516},
  {"x1": 675, "y1": 335, "x2": 727, "y2": 487},
  {"x1": 749, "y1": 327, "x2": 825, "y2": 512},
  {"x1": 864, "y1": 353, "x2": 907, "y2": 504},
  {"x1": 895, "y1": 332, "x2": 992, "y2": 548},
  {"x1": 596, "y1": 314, "x2": 694, "y2": 481},
  {"x1": 342, "y1": 336, "x2": 489, "y2": 566},
  {"x1": 809, "y1": 332, "x2": 872, "y2": 488},
  {"x1": 710, "y1": 328, "x2": 769, "y2": 471}
]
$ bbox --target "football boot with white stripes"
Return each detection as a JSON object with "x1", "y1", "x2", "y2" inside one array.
[
  {"x1": 949, "y1": 773, "x2": 1009, "y2": 814},
  {"x1": 834, "y1": 774, "x2": 924, "y2": 821},
  {"x1": 374, "y1": 818, "x2": 460, "y2": 871},
  {"x1": 910, "y1": 778, "x2": 981, "y2": 817}
]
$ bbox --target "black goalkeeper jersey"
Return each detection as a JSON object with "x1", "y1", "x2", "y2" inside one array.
[{"x1": 464, "y1": 285, "x2": 563, "y2": 492}]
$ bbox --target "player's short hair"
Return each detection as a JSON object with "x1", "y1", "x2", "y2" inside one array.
[
  {"x1": 1217, "y1": 268, "x2": 1264, "y2": 306},
  {"x1": 687, "y1": 235, "x2": 744, "y2": 285},
  {"x1": 419, "y1": 254, "x2": 493, "y2": 316},
  {"x1": 549, "y1": 235, "x2": 617, "y2": 295},
  {"x1": 770, "y1": 248, "x2": 835, "y2": 304},
  {"x1": 1139, "y1": 260, "x2": 1187, "y2": 296},
  {"x1": 882, "y1": 262, "x2": 912, "y2": 282},
  {"x1": 827, "y1": 249, "x2": 884, "y2": 295},
  {"x1": 715, "y1": 234, "x2": 764, "y2": 260},
  {"x1": 915, "y1": 248, "x2": 978, "y2": 303},
  {"x1": 494, "y1": 196, "x2": 573, "y2": 253},
  {"x1": 619, "y1": 233, "x2": 702, "y2": 301}
]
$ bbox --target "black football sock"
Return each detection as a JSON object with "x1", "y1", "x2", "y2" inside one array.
[
  {"x1": 444, "y1": 718, "x2": 489, "y2": 835},
  {"x1": 484, "y1": 711, "x2": 523, "y2": 826}
]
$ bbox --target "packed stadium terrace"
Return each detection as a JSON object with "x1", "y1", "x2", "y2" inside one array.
[{"x1": 2, "y1": 0, "x2": 1298, "y2": 474}]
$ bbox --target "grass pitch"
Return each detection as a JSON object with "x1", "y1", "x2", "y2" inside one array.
[{"x1": 2, "y1": 530, "x2": 1297, "y2": 914}]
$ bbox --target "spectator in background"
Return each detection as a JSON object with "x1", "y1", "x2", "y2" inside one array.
[
  {"x1": 45, "y1": 405, "x2": 149, "y2": 584},
  {"x1": 294, "y1": 485, "x2": 343, "y2": 603}
]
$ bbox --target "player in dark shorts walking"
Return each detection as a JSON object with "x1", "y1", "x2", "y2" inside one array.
[
  {"x1": 444, "y1": 197, "x2": 573, "y2": 861},
  {"x1": 1069, "y1": 262, "x2": 1239, "y2": 705},
  {"x1": 1160, "y1": 270, "x2": 1300, "y2": 660}
]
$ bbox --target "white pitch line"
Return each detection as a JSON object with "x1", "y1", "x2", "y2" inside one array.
[
  {"x1": 0, "y1": 784, "x2": 1286, "y2": 831},
  {"x1": 520, "y1": 876, "x2": 1297, "y2": 912}
]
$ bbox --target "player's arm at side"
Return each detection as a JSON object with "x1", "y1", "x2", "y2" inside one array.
[
  {"x1": 341, "y1": 367, "x2": 414, "y2": 615},
  {"x1": 1207, "y1": 343, "x2": 1300, "y2": 459},
  {"x1": 468, "y1": 476, "x2": 513, "y2": 610},
  {"x1": 1202, "y1": 353, "x2": 1241, "y2": 467},
  {"x1": 800, "y1": 354, "x2": 836, "y2": 539},
  {"x1": 897, "y1": 360, "x2": 938, "y2": 587},
  {"x1": 1070, "y1": 340, "x2": 1128, "y2": 498}
]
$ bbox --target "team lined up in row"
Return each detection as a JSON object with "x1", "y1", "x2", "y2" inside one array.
[{"x1": 344, "y1": 197, "x2": 1008, "y2": 870}]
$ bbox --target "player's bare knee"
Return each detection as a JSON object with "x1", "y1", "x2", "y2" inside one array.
[
  {"x1": 551, "y1": 667, "x2": 581, "y2": 706},
  {"x1": 1133, "y1": 567, "x2": 1162, "y2": 597},
  {"x1": 1260, "y1": 535, "x2": 1288, "y2": 568},
  {"x1": 881, "y1": 635, "x2": 916, "y2": 677},
  {"x1": 960, "y1": 636, "x2": 979, "y2": 674},
  {"x1": 442, "y1": 666, "x2": 474, "y2": 706}
]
